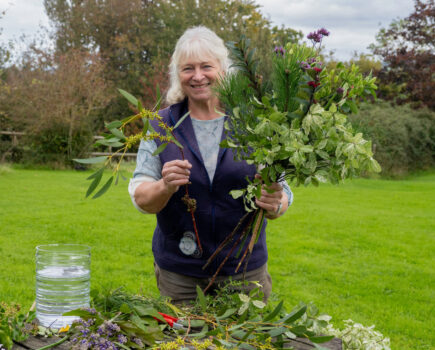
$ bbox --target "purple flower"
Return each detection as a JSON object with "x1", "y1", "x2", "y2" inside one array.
[
  {"x1": 105, "y1": 341, "x2": 116, "y2": 350},
  {"x1": 307, "y1": 32, "x2": 322, "y2": 43},
  {"x1": 318, "y1": 28, "x2": 330, "y2": 36},
  {"x1": 132, "y1": 338, "x2": 143, "y2": 347},
  {"x1": 337, "y1": 87, "x2": 344, "y2": 94},
  {"x1": 307, "y1": 28, "x2": 330, "y2": 45},
  {"x1": 300, "y1": 61, "x2": 311, "y2": 70},
  {"x1": 117, "y1": 334, "x2": 128, "y2": 344},
  {"x1": 274, "y1": 45, "x2": 285, "y2": 56}
]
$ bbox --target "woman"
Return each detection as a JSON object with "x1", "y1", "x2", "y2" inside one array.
[{"x1": 128, "y1": 26, "x2": 292, "y2": 303}]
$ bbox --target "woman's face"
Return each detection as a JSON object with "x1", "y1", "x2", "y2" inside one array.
[{"x1": 178, "y1": 55, "x2": 223, "y2": 104}]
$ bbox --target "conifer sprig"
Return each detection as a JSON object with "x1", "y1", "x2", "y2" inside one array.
[{"x1": 227, "y1": 35, "x2": 263, "y2": 99}]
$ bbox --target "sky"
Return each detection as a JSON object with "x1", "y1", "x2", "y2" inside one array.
[{"x1": 0, "y1": 0, "x2": 416, "y2": 61}]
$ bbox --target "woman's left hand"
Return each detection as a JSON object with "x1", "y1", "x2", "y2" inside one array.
[{"x1": 254, "y1": 175, "x2": 285, "y2": 219}]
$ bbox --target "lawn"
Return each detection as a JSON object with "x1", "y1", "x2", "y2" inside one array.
[{"x1": 0, "y1": 166, "x2": 434, "y2": 349}]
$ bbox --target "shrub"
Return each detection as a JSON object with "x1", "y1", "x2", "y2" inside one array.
[
  {"x1": 22, "y1": 123, "x2": 94, "y2": 167},
  {"x1": 349, "y1": 101, "x2": 435, "y2": 176},
  {"x1": 1, "y1": 49, "x2": 113, "y2": 167}
]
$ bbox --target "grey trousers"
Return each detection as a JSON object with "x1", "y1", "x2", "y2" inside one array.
[{"x1": 154, "y1": 262, "x2": 272, "y2": 304}]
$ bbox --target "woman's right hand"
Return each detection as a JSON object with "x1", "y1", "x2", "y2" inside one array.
[{"x1": 161, "y1": 159, "x2": 192, "y2": 193}]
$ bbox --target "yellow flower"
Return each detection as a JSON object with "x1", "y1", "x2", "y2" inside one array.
[{"x1": 58, "y1": 324, "x2": 70, "y2": 333}]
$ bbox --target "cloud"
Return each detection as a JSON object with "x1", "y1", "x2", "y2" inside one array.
[
  {"x1": 255, "y1": 0, "x2": 415, "y2": 59},
  {"x1": 0, "y1": 0, "x2": 416, "y2": 61},
  {"x1": 0, "y1": 0, "x2": 49, "y2": 40}
]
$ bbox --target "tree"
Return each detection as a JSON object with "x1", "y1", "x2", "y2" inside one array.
[
  {"x1": 43, "y1": 0, "x2": 302, "y2": 117},
  {"x1": 370, "y1": 0, "x2": 434, "y2": 109}
]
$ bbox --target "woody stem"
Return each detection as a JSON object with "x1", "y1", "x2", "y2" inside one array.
[{"x1": 175, "y1": 135, "x2": 203, "y2": 254}]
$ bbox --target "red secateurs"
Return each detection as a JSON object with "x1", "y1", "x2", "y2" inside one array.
[{"x1": 156, "y1": 312, "x2": 184, "y2": 329}]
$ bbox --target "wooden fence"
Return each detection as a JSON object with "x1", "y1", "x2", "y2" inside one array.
[{"x1": 0, "y1": 131, "x2": 137, "y2": 158}]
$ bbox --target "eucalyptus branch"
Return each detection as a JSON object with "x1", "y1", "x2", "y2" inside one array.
[{"x1": 73, "y1": 90, "x2": 202, "y2": 253}]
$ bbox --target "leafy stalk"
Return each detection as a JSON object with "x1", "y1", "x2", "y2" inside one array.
[{"x1": 74, "y1": 90, "x2": 203, "y2": 254}]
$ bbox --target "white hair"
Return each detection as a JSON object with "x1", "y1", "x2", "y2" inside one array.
[{"x1": 166, "y1": 26, "x2": 231, "y2": 105}]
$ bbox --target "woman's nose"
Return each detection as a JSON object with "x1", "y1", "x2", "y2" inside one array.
[{"x1": 192, "y1": 67, "x2": 204, "y2": 80}]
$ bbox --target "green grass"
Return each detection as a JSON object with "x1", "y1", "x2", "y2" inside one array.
[{"x1": 0, "y1": 166, "x2": 434, "y2": 349}]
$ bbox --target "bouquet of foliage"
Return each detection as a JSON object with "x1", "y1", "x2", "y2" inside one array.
[{"x1": 202, "y1": 30, "x2": 380, "y2": 284}]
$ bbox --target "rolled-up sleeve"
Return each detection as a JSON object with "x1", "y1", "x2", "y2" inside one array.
[
  {"x1": 279, "y1": 179, "x2": 294, "y2": 207},
  {"x1": 128, "y1": 139, "x2": 163, "y2": 214}
]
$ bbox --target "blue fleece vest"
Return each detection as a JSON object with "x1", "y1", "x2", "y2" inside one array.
[{"x1": 150, "y1": 99, "x2": 268, "y2": 278}]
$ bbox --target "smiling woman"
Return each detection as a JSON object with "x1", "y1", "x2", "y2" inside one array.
[{"x1": 127, "y1": 26, "x2": 293, "y2": 304}]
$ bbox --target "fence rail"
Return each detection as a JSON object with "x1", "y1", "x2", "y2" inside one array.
[{"x1": 0, "y1": 130, "x2": 138, "y2": 159}]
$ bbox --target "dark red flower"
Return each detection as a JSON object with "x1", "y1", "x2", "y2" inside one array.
[
  {"x1": 313, "y1": 67, "x2": 322, "y2": 73},
  {"x1": 308, "y1": 81, "x2": 320, "y2": 88}
]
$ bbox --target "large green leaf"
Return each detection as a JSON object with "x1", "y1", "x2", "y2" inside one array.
[
  {"x1": 268, "y1": 326, "x2": 287, "y2": 337},
  {"x1": 216, "y1": 308, "x2": 237, "y2": 320},
  {"x1": 110, "y1": 128, "x2": 126, "y2": 141},
  {"x1": 73, "y1": 156, "x2": 108, "y2": 164},
  {"x1": 92, "y1": 176, "x2": 113, "y2": 199},
  {"x1": 105, "y1": 120, "x2": 123, "y2": 130},
  {"x1": 196, "y1": 285, "x2": 207, "y2": 312},
  {"x1": 118, "y1": 88, "x2": 139, "y2": 108},
  {"x1": 173, "y1": 111, "x2": 190, "y2": 129},
  {"x1": 153, "y1": 84, "x2": 162, "y2": 111},
  {"x1": 133, "y1": 305, "x2": 165, "y2": 323},
  {"x1": 309, "y1": 335, "x2": 335, "y2": 343},
  {"x1": 152, "y1": 142, "x2": 168, "y2": 156},
  {"x1": 263, "y1": 300, "x2": 283, "y2": 321},
  {"x1": 86, "y1": 167, "x2": 104, "y2": 198},
  {"x1": 281, "y1": 304, "x2": 307, "y2": 324}
]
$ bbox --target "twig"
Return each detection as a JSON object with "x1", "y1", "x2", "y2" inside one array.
[
  {"x1": 203, "y1": 226, "x2": 247, "y2": 294},
  {"x1": 177, "y1": 145, "x2": 203, "y2": 254},
  {"x1": 202, "y1": 211, "x2": 252, "y2": 270},
  {"x1": 235, "y1": 208, "x2": 264, "y2": 273},
  {"x1": 183, "y1": 317, "x2": 191, "y2": 341}
]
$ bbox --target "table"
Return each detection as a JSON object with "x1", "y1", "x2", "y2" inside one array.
[{"x1": 13, "y1": 335, "x2": 342, "y2": 349}]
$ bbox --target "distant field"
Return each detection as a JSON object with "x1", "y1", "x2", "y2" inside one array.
[{"x1": 0, "y1": 166, "x2": 434, "y2": 349}]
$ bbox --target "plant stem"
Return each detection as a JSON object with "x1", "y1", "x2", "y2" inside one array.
[
  {"x1": 203, "y1": 209, "x2": 257, "y2": 293},
  {"x1": 35, "y1": 335, "x2": 69, "y2": 350},
  {"x1": 203, "y1": 226, "x2": 246, "y2": 294},
  {"x1": 235, "y1": 208, "x2": 264, "y2": 273},
  {"x1": 202, "y1": 211, "x2": 252, "y2": 270},
  {"x1": 176, "y1": 145, "x2": 203, "y2": 254}
]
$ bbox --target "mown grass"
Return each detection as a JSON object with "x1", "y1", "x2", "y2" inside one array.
[{"x1": 0, "y1": 166, "x2": 434, "y2": 349}]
